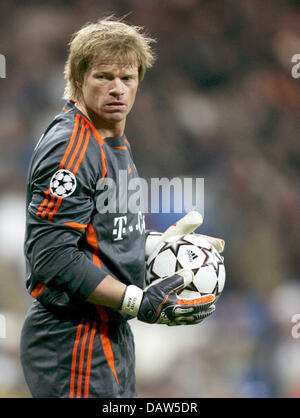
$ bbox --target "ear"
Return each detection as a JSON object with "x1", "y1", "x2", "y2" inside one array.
[{"x1": 76, "y1": 80, "x2": 84, "y2": 101}]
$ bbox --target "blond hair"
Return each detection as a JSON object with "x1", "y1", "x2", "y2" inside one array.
[{"x1": 63, "y1": 16, "x2": 156, "y2": 101}]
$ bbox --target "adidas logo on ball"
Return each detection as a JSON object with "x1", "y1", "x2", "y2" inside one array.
[{"x1": 187, "y1": 249, "x2": 198, "y2": 263}]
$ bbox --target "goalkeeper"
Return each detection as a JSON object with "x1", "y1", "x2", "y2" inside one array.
[{"x1": 20, "y1": 16, "x2": 224, "y2": 398}]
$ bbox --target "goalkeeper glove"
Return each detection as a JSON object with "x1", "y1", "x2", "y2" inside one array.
[
  {"x1": 145, "y1": 211, "x2": 225, "y2": 258},
  {"x1": 120, "y1": 269, "x2": 216, "y2": 326}
]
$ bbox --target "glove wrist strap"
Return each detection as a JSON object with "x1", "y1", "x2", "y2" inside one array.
[{"x1": 120, "y1": 285, "x2": 143, "y2": 317}]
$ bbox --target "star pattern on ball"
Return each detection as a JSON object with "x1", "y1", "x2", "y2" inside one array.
[
  {"x1": 201, "y1": 246, "x2": 224, "y2": 275},
  {"x1": 161, "y1": 239, "x2": 183, "y2": 255}
]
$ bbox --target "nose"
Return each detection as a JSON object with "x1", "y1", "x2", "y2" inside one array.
[{"x1": 109, "y1": 78, "x2": 125, "y2": 97}]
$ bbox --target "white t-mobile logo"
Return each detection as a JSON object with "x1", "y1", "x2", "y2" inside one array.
[
  {"x1": 112, "y1": 212, "x2": 145, "y2": 241},
  {"x1": 113, "y1": 216, "x2": 127, "y2": 241}
]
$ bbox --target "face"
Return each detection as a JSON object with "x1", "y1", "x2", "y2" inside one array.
[{"x1": 78, "y1": 62, "x2": 139, "y2": 134}]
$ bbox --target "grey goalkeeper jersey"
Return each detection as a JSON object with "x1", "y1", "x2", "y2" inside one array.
[{"x1": 24, "y1": 101, "x2": 146, "y2": 320}]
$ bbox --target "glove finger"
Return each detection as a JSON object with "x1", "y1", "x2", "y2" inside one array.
[
  {"x1": 173, "y1": 306, "x2": 216, "y2": 324},
  {"x1": 199, "y1": 235, "x2": 225, "y2": 253},
  {"x1": 192, "y1": 298, "x2": 216, "y2": 313},
  {"x1": 173, "y1": 303, "x2": 216, "y2": 317},
  {"x1": 175, "y1": 293, "x2": 215, "y2": 316},
  {"x1": 150, "y1": 269, "x2": 194, "y2": 295},
  {"x1": 162, "y1": 211, "x2": 203, "y2": 241},
  {"x1": 146, "y1": 212, "x2": 203, "y2": 259},
  {"x1": 194, "y1": 305, "x2": 216, "y2": 318}
]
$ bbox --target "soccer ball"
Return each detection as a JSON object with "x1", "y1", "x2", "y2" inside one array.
[
  {"x1": 146, "y1": 234, "x2": 226, "y2": 300},
  {"x1": 50, "y1": 169, "x2": 77, "y2": 198}
]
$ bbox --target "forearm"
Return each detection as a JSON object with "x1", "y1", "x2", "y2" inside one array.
[{"x1": 85, "y1": 274, "x2": 127, "y2": 309}]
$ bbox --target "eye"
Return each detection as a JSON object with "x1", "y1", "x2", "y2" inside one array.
[{"x1": 123, "y1": 75, "x2": 137, "y2": 82}]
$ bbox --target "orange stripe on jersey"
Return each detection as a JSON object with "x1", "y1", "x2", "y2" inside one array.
[
  {"x1": 81, "y1": 116, "x2": 107, "y2": 179},
  {"x1": 62, "y1": 107, "x2": 68, "y2": 112},
  {"x1": 76, "y1": 321, "x2": 91, "y2": 398},
  {"x1": 86, "y1": 223, "x2": 101, "y2": 267},
  {"x1": 64, "y1": 222, "x2": 88, "y2": 230},
  {"x1": 36, "y1": 189, "x2": 51, "y2": 217},
  {"x1": 81, "y1": 115, "x2": 103, "y2": 145},
  {"x1": 96, "y1": 306, "x2": 119, "y2": 385},
  {"x1": 30, "y1": 281, "x2": 46, "y2": 299},
  {"x1": 84, "y1": 321, "x2": 97, "y2": 398},
  {"x1": 69, "y1": 320, "x2": 84, "y2": 398},
  {"x1": 81, "y1": 230, "x2": 120, "y2": 394},
  {"x1": 48, "y1": 196, "x2": 63, "y2": 222},
  {"x1": 41, "y1": 193, "x2": 56, "y2": 219},
  {"x1": 100, "y1": 146, "x2": 107, "y2": 179},
  {"x1": 124, "y1": 138, "x2": 130, "y2": 146},
  {"x1": 59, "y1": 113, "x2": 81, "y2": 170},
  {"x1": 36, "y1": 115, "x2": 79, "y2": 221},
  {"x1": 66, "y1": 122, "x2": 87, "y2": 172},
  {"x1": 113, "y1": 146, "x2": 127, "y2": 150},
  {"x1": 73, "y1": 130, "x2": 90, "y2": 175},
  {"x1": 93, "y1": 133, "x2": 107, "y2": 178},
  {"x1": 41, "y1": 117, "x2": 90, "y2": 222}
]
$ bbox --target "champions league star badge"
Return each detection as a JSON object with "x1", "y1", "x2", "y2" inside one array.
[{"x1": 50, "y1": 169, "x2": 77, "y2": 198}]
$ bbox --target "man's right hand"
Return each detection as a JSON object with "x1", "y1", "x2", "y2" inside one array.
[
  {"x1": 120, "y1": 269, "x2": 216, "y2": 326},
  {"x1": 145, "y1": 211, "x2": 225, "y2": 261}
]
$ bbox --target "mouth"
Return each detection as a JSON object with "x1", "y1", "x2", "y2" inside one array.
[{"x1": 105, "y1": 102, "x2": 126, "y2": 110}]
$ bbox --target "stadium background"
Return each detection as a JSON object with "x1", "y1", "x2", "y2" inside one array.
[{"x1": 0, "y1": 0, "x2": 299, "y2": 398}]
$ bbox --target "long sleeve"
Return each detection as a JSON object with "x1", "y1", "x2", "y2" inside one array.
[{"x1": 25, "y1": 111, "x2": 108, "y2": 301}]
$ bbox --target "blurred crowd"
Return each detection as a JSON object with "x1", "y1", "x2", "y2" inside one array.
[{"x1": 0, "y1": 0, "x2": 299, "y2": 397}]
